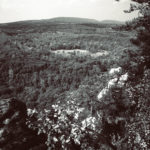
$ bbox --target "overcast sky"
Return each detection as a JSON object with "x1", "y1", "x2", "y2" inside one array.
[{"x1": 0, "y1": 0, "x2": 138, "y2": 23}]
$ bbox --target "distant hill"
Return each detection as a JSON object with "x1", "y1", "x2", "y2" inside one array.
[
  {"x1": 0, "y1": 17, "x2": 101, "y2": 26},
  {"x1": 0, "y1": 17, "x2": 126, "y2": 27},
  {"x1": 0, "y1": 17, "x2": 125, "y2": 34},
  {"x1": 48, "y1": 17, "x2": 100, "y2": 24}
]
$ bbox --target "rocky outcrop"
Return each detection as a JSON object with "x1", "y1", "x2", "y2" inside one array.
[{"x1": 0, "y1": 98, "x2": 47, "y2": 150}]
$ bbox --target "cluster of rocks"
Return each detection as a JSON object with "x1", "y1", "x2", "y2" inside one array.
[{"x1": 0, "y1": 98, "x2": 47, "y2": 150}]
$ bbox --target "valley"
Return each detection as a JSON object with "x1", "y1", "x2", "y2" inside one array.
[{"x1": 1, "y1": 17, "x2": 148, "y2": 150}]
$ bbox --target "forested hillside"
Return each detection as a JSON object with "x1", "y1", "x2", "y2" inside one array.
[{"x1": 0, "y1": 1, "x2": 150, "y2": 148}]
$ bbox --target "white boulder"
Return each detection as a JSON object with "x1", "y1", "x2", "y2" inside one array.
[
  {"x1": 107, "y1": 78, "x2": 118, "y2": 89},
  {"x1": 109, "y1": 67, "x2": 122, "y2": 77},
  {"x1": 97, "y1": 88, "x2": 109, "y2": 100}
]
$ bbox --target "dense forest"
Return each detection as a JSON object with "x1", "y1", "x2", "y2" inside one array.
[{"x1": 0, "y1": 0, "x2": 150, "y2": 149}]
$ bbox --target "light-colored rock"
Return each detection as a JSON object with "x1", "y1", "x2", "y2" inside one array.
[{"x1": 109, "y1": 67, "x2": 122, "y2": 77}]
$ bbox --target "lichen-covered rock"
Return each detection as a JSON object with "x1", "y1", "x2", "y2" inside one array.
[{"x1": 0, "y1": 98, "x2": 47, "y2": 150}]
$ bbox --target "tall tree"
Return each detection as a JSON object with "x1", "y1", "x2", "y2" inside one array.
[{"x1": 123, "y1": 0, "x2": 150, "y2": 68}]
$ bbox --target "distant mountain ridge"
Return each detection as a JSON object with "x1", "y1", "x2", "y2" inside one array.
[
  {"x1": 49, "y1": 17, "x2": 100, "y2": 24},
  {"x1": 0, "y1": 17, "x2": 125, "y2": 25}
]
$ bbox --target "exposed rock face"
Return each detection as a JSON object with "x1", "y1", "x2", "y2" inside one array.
[{"x1": 0, "y1": 98, "x2": 47, "y2": 150}]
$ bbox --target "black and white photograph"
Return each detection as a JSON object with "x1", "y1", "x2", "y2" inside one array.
[{"x1": 0, "y1": 0, "x2": 150, "y2": 149}]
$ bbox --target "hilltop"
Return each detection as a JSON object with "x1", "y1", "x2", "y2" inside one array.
[{"x1": 47, "y1": 17, "x2": 101, "y2": 24}]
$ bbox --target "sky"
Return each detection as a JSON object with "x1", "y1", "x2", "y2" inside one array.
[{"x1": 0, "y1": 0, "x2": 138, "y2": 23}]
